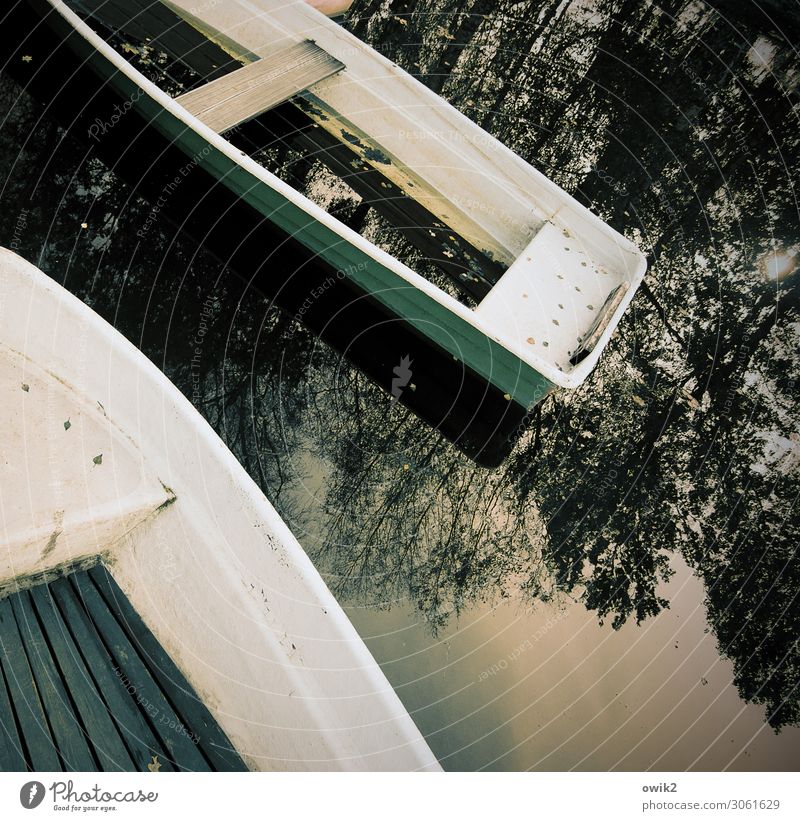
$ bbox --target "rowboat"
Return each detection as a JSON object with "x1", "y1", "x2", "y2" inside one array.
[
  {"x1": 0, "y1": 247, "x2": 440, "y2": 771},
  {"x1": 24, "y1": 0, "x2": 646, "y2": 412}
]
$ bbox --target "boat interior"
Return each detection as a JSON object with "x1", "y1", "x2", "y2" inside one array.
[{"x1": 58, "y1": 0, "x2": 644, "y2": 378}]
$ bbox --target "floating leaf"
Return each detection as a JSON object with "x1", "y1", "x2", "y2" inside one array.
[{"x1": 147, "y1": 755, "x2": 161, "y2": 773}]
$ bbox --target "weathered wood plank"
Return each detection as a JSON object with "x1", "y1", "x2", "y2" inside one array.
[
  {"x1": 89, "y1": 565, "x2": 247, "y2": 772},
  {"x1": 0, "y1": 653, "x2": 27, "y2": 771},
  {"x1": 30, "y1": 585, "x2": 136, "y2": 772},
  {"x1": 163, "y1": 0, "x2": 544, "y2": 265},
  {"x1": 176, "y1": 41, "x2": 344, "y2": 133},
  {"x1": 0, "y1": 598, "x2": 60, "y2": 771},
  {"x1": 49, "y1": 577, "x2": 173, "y2": 772},
  {"x1": 69, "y1": 573, "x2": 211, "y2": 772},
  {"x1": 10, "y1": 592, "x2": 97, "y2": 771}
]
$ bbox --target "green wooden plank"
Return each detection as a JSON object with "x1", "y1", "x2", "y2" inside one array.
[
  {"x1": 70, "y1": 573, "x2": 211, "y2": 772},
  {"x1": 49, "y1": 577, "x2": 174, "y2": 772},
  {"x1": 89, "y1": 565, "x2": 247, "y2": 771},
  {"x1": 10, "y1": 592, "x2": 96, "y2": 771},
  {"x1": 30, "y1": 585, "x2": 136, "y2": 772},
  {"x1": 0, "y1": 650, "x2": 27, "y2": 771},
  {"x1": 0, "y1": 598, "x2": 60, "y2": 771}
]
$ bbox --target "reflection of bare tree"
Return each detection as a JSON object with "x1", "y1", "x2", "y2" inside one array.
[
  {"x1": 310, "y1": 0, "x2": 800, "y2": 728},
  {"x1": 302, "y1": 368, "x2": 548, "y2": 629},
  {"x1": 1, "y1": 0, "x2": 798, "y2": 730}
]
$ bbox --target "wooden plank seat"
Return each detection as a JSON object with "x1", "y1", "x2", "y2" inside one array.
[
  {"x1": 0, "y1": 564, "x2": 247, "y2": 772},
  {"x1": 176, "y1": 40, "x2": 344, "y2": 133}
]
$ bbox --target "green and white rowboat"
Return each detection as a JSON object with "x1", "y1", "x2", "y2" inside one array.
[{"x1": 37, "y1": 0, "x2": 647, "y2": 410}]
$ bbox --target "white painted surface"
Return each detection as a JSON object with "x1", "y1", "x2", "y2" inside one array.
[
  {"x1": 304, "y1": 0, "x2": 353, "y2": 16},
  {"x1": 0, "y1": 293, "x2": 170, "y2": 586},
  {"x1": 0, "y1": 248, "x2": 440, "y2": 771},
  {"x1": 476, "y1": 222, "x2": 628, "y2": 371}
]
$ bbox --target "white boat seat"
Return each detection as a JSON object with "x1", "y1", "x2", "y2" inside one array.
[
  {"x1": 475, "y1": 222, "x2": 629, "y2": 372},
  {"x1": 175, "y1": 40, "x2": 344, "y2": 133}
]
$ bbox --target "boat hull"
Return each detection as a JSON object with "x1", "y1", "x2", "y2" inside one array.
[{"x1": 1, "y1": 245, "x2": 442, "y2": 770}]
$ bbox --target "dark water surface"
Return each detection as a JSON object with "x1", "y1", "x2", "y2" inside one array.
[{"x1": 1, "y1": 0, "x2": 799, "y2": 770}]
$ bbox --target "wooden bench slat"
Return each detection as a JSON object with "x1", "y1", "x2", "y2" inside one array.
[
  {"x1": 176, "y1": 41, "x2": 344, "y2": 133},
  {"x1": 89, "y1": 565, "x2": 247, "y2": 772},
  {"x1": 0, "y1": 649, "x2": 27, "y2": 771},
  {"x1": 0, "y1": 597, "x2": 61, "y2": 771},
  {"x1": 30, "y1": 584, "x2": 137, "y2": 772},
  {"x1": 49, "y1": 577, "x2": 174, "y2": 772},
  {"x1": 10, "y1": 591, "x2": 97, "y2": 771},
  {"x1": 69, "y1": 573, "x2": 212, "y2": 772}
]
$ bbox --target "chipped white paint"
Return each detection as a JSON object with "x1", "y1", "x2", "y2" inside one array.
[
  {"x1": 0, "y1": 248, "x2": 439, "y2": 772},
  {"x1": 475, "y1": 222, "x2": 630, "y2": 370}
]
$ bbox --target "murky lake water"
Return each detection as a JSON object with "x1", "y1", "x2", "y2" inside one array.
[{"x1": 1, "y1": 0, "x2": 798, "y2": 770}]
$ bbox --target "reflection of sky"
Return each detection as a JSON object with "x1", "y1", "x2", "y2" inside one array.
[
  {"x1": 291, "y1": 449, "x2": 800, "y2": 771},
  {"x1": 345, "y1": 555, "x2": 800, "y2": 771}
]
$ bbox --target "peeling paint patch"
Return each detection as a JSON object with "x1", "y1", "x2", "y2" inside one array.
[
  {"x1": 363, "y1": 147, "x2": 391, "y2": 165},
  {"x1": 41, "y1": 511, "x2": 64, "y2": 562},
  {"x1": 340, "y1": 130, "x2": 364, "y2": 147},
  {"x1": 41, "y1": 528, "x2": 61, "y2": 561}
]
